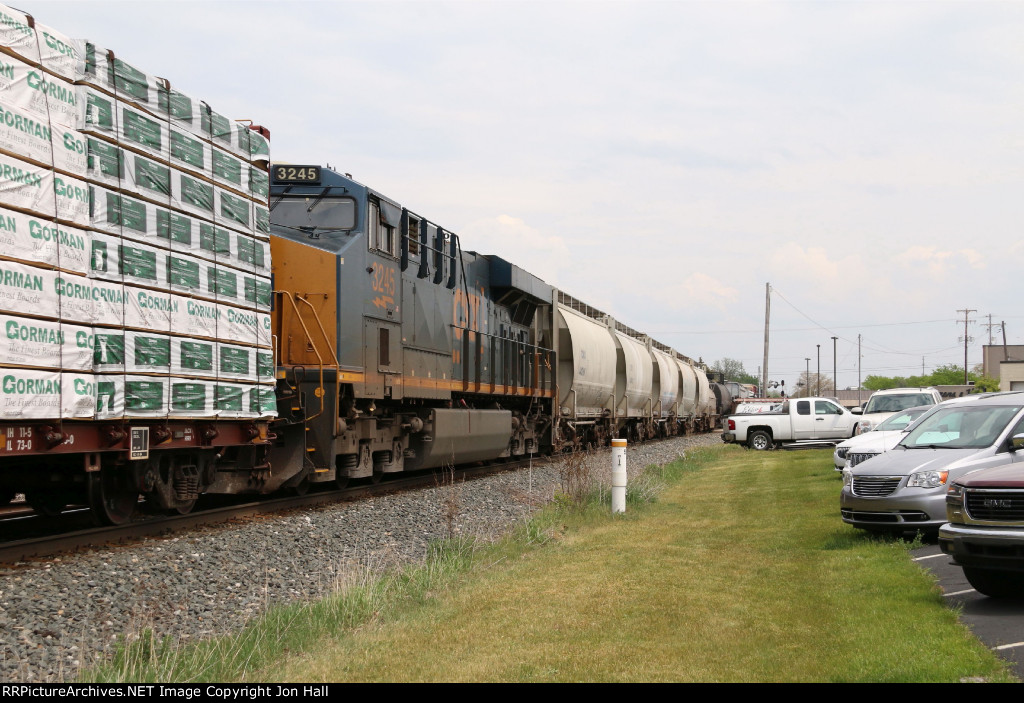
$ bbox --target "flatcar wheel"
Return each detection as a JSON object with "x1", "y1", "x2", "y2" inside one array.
[
  {"x1": 335, "y1": 474, "x2": 350, "y2": 490},
  {"x1": 175, "y1": 499, "x2": 197, "y2": 515},
  {"x1": 291, "y1": 479, "x2": 310, "y2": 496},
  {"x1": 370, "y1": 470, "x2": 384, "y2": 485},
  {"x1": 88, "y1": 470, "x2": 139, "y2": 526}
]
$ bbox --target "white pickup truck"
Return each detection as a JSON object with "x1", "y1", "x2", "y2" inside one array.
[{"x1": 722, "y1": 397, "x2": 858, "y2": 450}]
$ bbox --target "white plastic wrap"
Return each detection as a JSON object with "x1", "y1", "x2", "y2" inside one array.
[
  {"x1": 0, "y1": 205, "x2": 89, "y2": 273},
  {"x1": 0, "y1": 52, "x2": 78, "y2": 127},
  {"x1": 0, "y1": 314, "x2": 92, "y2": 370}
]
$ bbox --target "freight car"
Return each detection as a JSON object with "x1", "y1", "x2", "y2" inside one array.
[{"x1": 266, "y1": 164, "x2": 716, "y2": 492}]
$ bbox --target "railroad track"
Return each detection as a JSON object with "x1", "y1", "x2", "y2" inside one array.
[{"x1": 0, "y1": 455, "x2": 549, "y2": 566}]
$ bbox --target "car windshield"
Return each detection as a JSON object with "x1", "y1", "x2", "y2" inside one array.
[
  {"x1": 863, "y1": 393, "x2": 934, "y2": 414},
  {"x1": 874, "y1": 407, "x2": 929, "y2": 432},
  {"x1": 901, "y1": 405, "x2": 1022, "y2": 449}
]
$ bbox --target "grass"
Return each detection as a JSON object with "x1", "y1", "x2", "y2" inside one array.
[{"x1": 80, "y1": 445, "x2": 1016, "y2": 682}]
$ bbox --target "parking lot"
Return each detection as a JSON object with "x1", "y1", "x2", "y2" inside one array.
[{"x1": 914, "y1": 542, "x2": 1024, "y2": 680}]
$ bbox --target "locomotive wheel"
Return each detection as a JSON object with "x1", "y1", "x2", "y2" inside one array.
[
  {"x1": 335, "y1": 474, "x2": 350, "y2": 490},
  {"x1": 88, "y1": 470, "x2": 139, "y2": 526},
  {"x1": 175, "y1": 499, "x2": 197, "y2": 515}
]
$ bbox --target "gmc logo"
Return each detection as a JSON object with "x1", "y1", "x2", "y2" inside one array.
[{"x1": 983, "y1": 498, "x2": 1013, "y2": 509}]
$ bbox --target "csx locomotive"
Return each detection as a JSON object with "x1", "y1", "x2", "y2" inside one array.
[
  {"x1": 267, "y1": 164, "x2": 715, "y2": 490},
  {"x1": 0, "y1": 164, "x2": 716, "y2": 524}
]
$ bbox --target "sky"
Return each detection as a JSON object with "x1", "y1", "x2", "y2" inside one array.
[{"x1": 19, "y1": 0, "x2": 1024, "y2": 392}]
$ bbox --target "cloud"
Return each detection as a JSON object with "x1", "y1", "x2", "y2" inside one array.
[{"x1": 895, "y1": 246, "x2": 986, "y2": 276}]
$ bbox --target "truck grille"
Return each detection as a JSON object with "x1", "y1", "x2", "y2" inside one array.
[
  {"x1": 848, "y1": 452, "x2": 878, "y2": 468},
  {"x1": 964, "y1": 489, "x2": 1024, "y2": 522},
  {"x1": 851, "y1": 475, "x2": 902, "y2": 497}
]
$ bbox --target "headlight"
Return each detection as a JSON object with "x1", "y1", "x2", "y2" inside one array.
[
  {"x1": 908, "y1": 470, "x2": 949, "y2": 488},
  {"x1": 836, "y1": 447, "x2": 848, "y2": 460},
  {"x1": 842, "y1": 468, "x2": 853, "y2": 487},
  {"x1": 856, "y1": 421, "x2": 874, "y2": 435}
]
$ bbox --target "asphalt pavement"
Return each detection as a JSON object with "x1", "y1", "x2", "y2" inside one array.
[{"x1": 913, "y1": 542, "x2": 1024, "y2": 681}]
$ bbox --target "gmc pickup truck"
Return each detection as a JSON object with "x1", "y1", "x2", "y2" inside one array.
[
  {"x1": 722, "y1": 397, "x2": 858, "y2": 450},
  {"x1": 940, "y1": 452, "x2": 1024, "y2": 598}
]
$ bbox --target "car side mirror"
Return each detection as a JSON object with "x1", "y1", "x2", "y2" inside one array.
[
  {"x1": 1011, "y1": 434, "x2": 1024, "y2": 451},
  {"x1": 851, "y1": 407, "x2": 863, "y2": 415}
]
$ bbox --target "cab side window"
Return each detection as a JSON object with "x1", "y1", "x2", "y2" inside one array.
[
  {"x1": 815, "y1": 400, "x2": 842, "y2": 415},
  {"x1": 368, "y1": 202, "x2": 396, "y2": 256}
]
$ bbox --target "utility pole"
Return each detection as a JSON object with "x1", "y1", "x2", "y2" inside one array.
[
  {"x1": 805, "y1": 358, "x2": 810, "y2": 398},
  {"x1": 816, "y1": 344, "x2": 821, "y2": 395},
  {"x1": 958, "y1": 309, "x2": 976, "y2": 384},
  {"x1": 857, "y1": 334, "x2": 862, "y2": 406},
  {"x1": 832, "y1": 336, "x2": 838, "y2": 394},
  {"x1": 983, "y1": 314, "x2": 996, "y2": 345},
  {"x1": 763, "y1": 283, "x2": 770, "y2": 400}
]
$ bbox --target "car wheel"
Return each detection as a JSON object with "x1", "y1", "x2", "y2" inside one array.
[
  {"x1": 748, "y1": 430, "x2": 772, "y2": 451},
  {"x1": 963, "y1": 567, "x2": 1024, "y2": 598}
]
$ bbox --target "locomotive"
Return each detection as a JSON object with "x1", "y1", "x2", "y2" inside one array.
[
  {"x1": 267, "y1": 164, "x2": 716, "y2": 491},
  {"x1": 0, "y1": 163, "x2": 716, "y2": 524}
]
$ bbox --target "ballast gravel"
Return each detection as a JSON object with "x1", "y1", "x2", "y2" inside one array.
[{"x1": 0, "y1": 434, "x2": 721, "y2": 682}]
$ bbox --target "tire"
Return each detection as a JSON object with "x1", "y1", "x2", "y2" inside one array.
[
  {"x1": 748, "y1": 430, "x2": 773, "y2": 451},
  {"x1": 963, "y1": 567, "x2": 1024, "y2": 598}
]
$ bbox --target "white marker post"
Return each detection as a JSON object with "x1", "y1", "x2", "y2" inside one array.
[{"x1": 611, "y1": 437, "x2": 627, "y2": 514}]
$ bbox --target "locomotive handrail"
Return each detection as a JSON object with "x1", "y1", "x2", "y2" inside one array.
[
  {"x1": 295, "y1": 293, "x2": 343, "y2": 435},
  {"x1": 275, "y1": 291, "x2": 327, "y2": 422}
]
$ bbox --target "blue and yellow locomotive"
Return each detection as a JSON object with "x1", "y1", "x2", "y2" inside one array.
[{"x1": 265, "y1": 164, "x2": 714, "y2": 492}]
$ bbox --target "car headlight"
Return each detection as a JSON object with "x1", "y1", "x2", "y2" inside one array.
[
  {"x1": 908, "y1": 470, "x2": 949, "y2": 488},
  {"x1": 842, "y1": 468, "x2": 853, "y2": 487},
  {"x1": 836, "y1": 447, "x2": 849, "y2": 460},
  {"x1": 856, "y1": 421, "x2": 873, "y2": 435}
]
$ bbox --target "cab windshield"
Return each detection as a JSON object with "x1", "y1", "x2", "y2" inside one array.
[
  {"x1": 900, "y1": 405, "x2": 1021, "y2": 449},
  {"x1": 270, "y1": 194, "x2": 356, "y2": 236}
]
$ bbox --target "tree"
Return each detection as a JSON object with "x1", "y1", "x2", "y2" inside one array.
[
  {"x1": 792, "y1": 371, "x2": 835, "y2": 398},
  {"x1": 862, "y1": 364, "x2": 998, "y2": 392},
  {"x1": 711, "y1": 358, "x2": 759, "y2": 385}
]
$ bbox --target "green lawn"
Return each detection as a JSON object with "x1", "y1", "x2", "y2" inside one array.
[{"x1": 86, "y1": 445, "x2": 1016, "y2": 682}]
